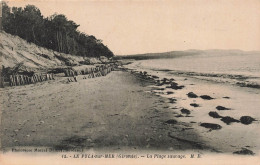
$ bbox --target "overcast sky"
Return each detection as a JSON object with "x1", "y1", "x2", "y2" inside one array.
[{"x1": 5, "y1": 0, "x2": 260, "y2": 55}]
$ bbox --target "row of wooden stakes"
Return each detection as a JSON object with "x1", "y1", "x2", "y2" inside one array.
[
  {"x1": 67, "y1": 65, "x2": 115, "y2": 82},
  {"x1": 9, "y1": 73, "x2": 55, "y2": 86},
  {"x1": 64, "y1": 64, "x2": 116, "y2": 77}
]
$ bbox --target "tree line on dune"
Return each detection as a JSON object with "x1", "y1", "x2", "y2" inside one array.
[{"x1": 1, "y1": 2, "x2": 114, "y2": 58}]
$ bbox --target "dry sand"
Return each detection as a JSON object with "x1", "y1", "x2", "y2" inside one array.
[{"x1": 0, "y1": 70, "x2": 214, "y2": 153}]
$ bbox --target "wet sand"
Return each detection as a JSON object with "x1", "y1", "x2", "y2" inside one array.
[{"x1": 0, "y1": 70, "x2": 214, "y2": 153}]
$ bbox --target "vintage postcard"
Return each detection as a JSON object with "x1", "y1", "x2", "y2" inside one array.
[{"x1": 0, "y1": 0, "x2": 259, "y2": 164}]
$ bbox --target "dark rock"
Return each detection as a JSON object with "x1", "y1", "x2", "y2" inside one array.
[
  {"x1": 223, "y1": 96, "x2": 230, "y2": 99},
  {"x1": 190, "y1": 103, "x2": 199, "y2": 107},
  {"x1": 187, "y1": 92, "x2": 198, "y2": 98},
  {"x1": 166, "y1": 91, "x2": 174, "y2": 95},
  {"x1": 216, "y1": 106, "x2": 231, "y2": 110},
  {"x1": 233, "y1": 148, "x2": 255, "y2": 155},
  {"x1": 240, "y1": 116, "x2": 256, "y2": 125},
  {"x1": 152, "y1": 75, "x2": 159, "y2": 79},
  {"x1": 209, "y1": 111, "x2": 222, "y2": 118},
  {"x1": 162, "y1": 78, "x2": 168, "y2": 82},
  {"x1": 157, "y1": 88, "x2": 165, "y2": 91},
  {"x1": 200, "y1": 123, "x2": 222, "y2": 130},
  {"x1": 221, "y1": 116, "x2": 240, "y2": 125},
  {"x1": 175, "y1": 114, "x2": 184, "y2": 118},
  {"x1": 200, "y1": 95, "x2": 214, "y2": 100},
  {"x1": 180, "y1": 108, "x2": 191, "y2": 115},
  {"x1": 166, "y1": 82, "x2": 185, "y2": 90},
  {"x1": 169, "y1": 98, "x2": 177, "y2": 103},
  {"x1": 165, "y1": 119, "x2": 177, "y2": 124}
]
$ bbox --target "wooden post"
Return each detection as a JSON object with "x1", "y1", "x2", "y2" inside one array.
[{"x1": 0, "y1": 66, "x2": 3, "y2": 88}]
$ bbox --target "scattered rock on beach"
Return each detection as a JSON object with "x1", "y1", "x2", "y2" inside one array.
[
  {"x1": 200, "y1": 95, "x2": 214, "y2": 100},
  {"x1": 216, "y1": 106, "x2": 231, "y2": 110},
  {"x1": 209, "y1": 111, "x2": 222, "y2": 118},
  {"x1": 175, "y1": 114, "x2": 184, "y2": 118},
  {"x1": 233, "y1": 148, "x2": 255, "y2": 155},
  {"x1": 152, "y1": 75, "x2": 159, "y2": 79},
  {"x1": 190, "y1": 103, "x2": 199, "y2": 107},
  {"x1": 166, "y1": 82, "x2": 185, "y2": 90},
  {"x1": 169, "y1": 98, "x2": 177, "y2": 103},
  {"x1": 240, "y1": 116, "x2": 256, "y2": 125},
  {"x1": 200, "y1": 123, "x2": 222, "y2": 130},
  {"x1": 221, "y1": 116, "x2": 240, "y2": 125},
  {"x1": 223, "y1": 96, "x2": 230, "y2": 99},
  {"x1": 166, "y1": 91, "x2": 174, "y2": 95},
  {"x1": 165, "y1": 119, "x2": 177, "y2": 125},
  {"x1": 187, "y1": 92, "x2": 198, "y2": 98},
  {"x1": 180, "y1": 108, "x2": 191, "y2": 115}
]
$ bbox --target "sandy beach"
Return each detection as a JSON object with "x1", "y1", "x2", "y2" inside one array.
[{"x1": 0, "y1": 69, "x2": 217, "y2": 153}]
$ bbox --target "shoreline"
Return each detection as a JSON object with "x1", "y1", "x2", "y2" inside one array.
[
  {"x1": 0, "y1": 69, "x2": 215, "y2": 153},
  {"x1": 123, "y1": 63, "x2": 260, "y2": 155}
]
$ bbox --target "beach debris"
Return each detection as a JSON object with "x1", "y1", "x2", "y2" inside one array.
[
  {"x1": 200, "y1": 95, "x2": 214, "y2": 100},
  {"x1": 165, "y1": 119, "x2": 177, "y2": 125},
  {"x1": 223, "y1": 96, "x2": 230, "y2": 99},
  {"x1": 187, "y1": 92, "x2": 198, "y2": 98},
  {"x1": 209, "y1": 111, "x2": 223, "y2": 118},
  {"x1": 190, "y1": 103, "x2": 199, "y2": 107},
  {"x1": 200, "y1": 123, "x2": 222, "y2": 130},
  {"x1": 240, "y1": 116, "x2": 256, "y2": 125},
  {"x1": 233, "y1": 148, "x2": 255, "y2": 155},
  {"x1": 180, "y1": 108, "x2": 191, "y2": 115},
  {"x1": 216, "y1": 106, "x2": 231, "y2": 110},
  {"x1": 221, "y1": 116, "x2": 240, "y2": 125}
]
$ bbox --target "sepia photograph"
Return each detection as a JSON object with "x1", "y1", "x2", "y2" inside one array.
[{"x1": 0, "y1": 0, "x2": 259, "y2": 164}]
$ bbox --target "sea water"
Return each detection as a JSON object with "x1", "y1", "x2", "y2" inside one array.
[{"x1": 127, "y1": 51, "x2": 260, "y2": 88}]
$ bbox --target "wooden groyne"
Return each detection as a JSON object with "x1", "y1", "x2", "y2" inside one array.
[
  {"x1": 9, "y1": 73, "x2": 54, "y2": 86},
  {"x1": 64, "y1": 63, "x2": 117, "y2": 78},
  {"x1": 0, "y1": 64, "x2": 55, "y2": 88}
]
